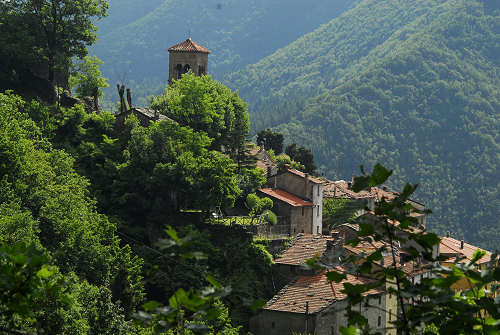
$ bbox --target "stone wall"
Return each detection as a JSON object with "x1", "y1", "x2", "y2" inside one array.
[
  {"x1": 250, "y1": 310, "x2": 314, "y2": 335},
  {"x1": 290, "y1": 206, "x2": 313, "y2": 234},
  {"x1": 168, "y1": 51, "x2": 208, "y2": 83},
  {"x1": 276, "y1": 172, "x2": 308, "y2": 199}
]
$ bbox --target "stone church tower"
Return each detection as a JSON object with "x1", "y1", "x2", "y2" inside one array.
[{"x1": 168, "y1": 38, "x2": 210, "y2": 84}]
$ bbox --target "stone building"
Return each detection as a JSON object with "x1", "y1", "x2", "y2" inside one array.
[
  {"x1": 250, "y1": 269, "x2": 395, "y2": 335},
  {"x1": 323, "y1": 180, "x2": 427, "y2": 228},
  {"x1": 115, "y1": 107, "x2": 174, "y2": 128},
  {"x1": 258, "y1": 168, "x2": 324, "y2": 235},
  {"x1": 249, "y1": 146, "x2": 278, "y2": 177},
  {"x1": 168, "y1": 38, "x2": 210, "y2": 84},
  {"x1": 273, "y1": 234, "x2": 336, "y2": 288}
]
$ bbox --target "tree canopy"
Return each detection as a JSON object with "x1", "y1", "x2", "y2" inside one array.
[
  {"x1": 0, "y1": 0, "x2": 107, "y2": 86},
  {"x1": 150, "y1": 74, "x2": 249, "y2": 161}
]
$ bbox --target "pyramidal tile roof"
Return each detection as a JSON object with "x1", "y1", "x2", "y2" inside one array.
[{"x1": 168, "y1": 38, "x2": 210, "y2": 53}]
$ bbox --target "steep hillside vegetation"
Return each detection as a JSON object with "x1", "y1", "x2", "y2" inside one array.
[
  {"x1": 225, "y1": 0, "x2": 500, "y2": 249},
  {"x1": 91, "y1": 0, "x2": 357, "y2": 105}
]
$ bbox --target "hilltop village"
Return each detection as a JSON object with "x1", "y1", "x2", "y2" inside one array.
[
  {"x1": 118, "y1": 38, "x2": 495, "y2": 335},
  {"x1": 2, "y1": 0, "x2": 500, "y2": 333}
]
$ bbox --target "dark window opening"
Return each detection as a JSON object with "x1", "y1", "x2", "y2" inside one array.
[
  {"x1": 378, "y1": 296, "x2": 381, "y2": 305},
  {"x1": 198, "y1": 65, "x2": 205, "y2": 75},
  {"x1": 183, "y1": 64, "x2": 191, "y2": 74},
  {"x1": 389, "y1": 309, "x2": 392, "y2": 321},
  {"x1": 378, "y1": 316, "x2": 381, "y2": 327},
  {"x1": 176, "y1": 64, "x2": 183, "y2": 79},
  {"x1": 317, "y1": 226, "x2": 319, "y2": 234}
]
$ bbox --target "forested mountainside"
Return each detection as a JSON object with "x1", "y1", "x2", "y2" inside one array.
[
  {"x1": 91, "y1": 0, "x2": 357, "y2": 106},
  {"x1": 225, "y1": 0, "x2": 500, "y2": 250}
]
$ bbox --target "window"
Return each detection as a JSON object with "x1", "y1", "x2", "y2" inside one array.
[
  {"x1": 389, "y1": 309, "x2": 392, "y2": 321},
  {"x1": 317, "y1": 206, "x2": 320, "y2": 217},
  {"x1": 183, "y1": 64, "x2": 191, "y2": 73},
  {"x1": 176, "y1": 64, "x2": 183, "y2": 79},
  {"x1": 198, "y1": 65, "x2": 205, "y2": 75},
  {"x1": 316, "y1": 226, "x2": 319, "y2": 234},
  {"x1": 378, "y1": 296, "x2": 381, "y2": 305},
  {"x1": 302, "y1": 207, "x2": 304, "y2": 216},
  {"x1": 317, "y1": 186, "x2": 320, "y2": 196},
  {"x1": 378, "y1": 316, "x2": 381, "y2": 327}
]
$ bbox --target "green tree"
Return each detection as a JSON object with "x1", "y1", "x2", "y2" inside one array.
[
  {"x1": 285, "y1": 143, "x2": 317, "y2": 173},
  {"x1": 0, "y1": 92, "x2": 144, "y2": 319},
  {"x1": 256, "y1": 129, "x2": 284, "y2": 154},
  {"x1": 150, "y1": 74, "x2": 249, "y2": 159},
  {"x1": 0, "y1": 0, "x2": 107, "y2": 84},
  {"x1": 113, "y1": 119, "x2": 240, "y2": 222},
  {"x1": 70, "y1": 55, "x2": 109, "y2": 98}
]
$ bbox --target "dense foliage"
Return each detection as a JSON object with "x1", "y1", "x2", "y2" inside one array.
[
  {"x1": 0, "y1": 0, "x2": 107, "y2": 85},
  {"x1": 0, "y1": 92, "x2": 144, "y2": 334},
  {"x1": 226, "y1": 0, "x2": 500, "y2": 250}
]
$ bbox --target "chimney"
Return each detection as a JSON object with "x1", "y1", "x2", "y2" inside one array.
[
  {"x1": 446, "y1": 231, "x2": 450, "y2": 238},
  {"x1": 304, "y1": 173, "x2": 309, "y2": 198},
  {"x1": 460, "y1": 240, "x2": 464, "y2": 249},
  {"x1": 154, "y1": 110, "x2": 159, "y2": 119},
  {"x1": 333, "y1": 185, "x2": 337, "y2": 197},
  {"x1": 383, "y1": 186, "x2": 389, "y2": 191},
  {"x1": 274, "y1": 175, "x2": 277, "y2": 189}
]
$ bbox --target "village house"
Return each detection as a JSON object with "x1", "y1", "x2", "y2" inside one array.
[
  {"x1": 439, "y1": 234, "x2": 493, "y2": 290},
  {"x1": 250, "y1": 269, "x2": 394, "y2": 335},
  {"x1": 273, "y1": 234, "x2": 336, "y2": 288},
  {"x1": 249, "y1": 146, "x2": 278, "y2": 177},
  {"x1": 323, "y1": 180, "x2": 427, "y2": 227},
  {"x1": 251, "y1": 226, "x2": 436, "y2": 335},
  {"x1": 259, "y1": 167, "x2": 325, "y2": 235},
  {"x1": 116, "y1": 107, "x2": 174, "y2": 128}
]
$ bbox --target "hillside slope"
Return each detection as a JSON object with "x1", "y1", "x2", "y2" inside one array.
[
  {"x1": 225, "y1": 0, "x2": 500, "y2": 249},
  {"x1": 91, "y1": 0, "x2": 357, "y2": 105}
]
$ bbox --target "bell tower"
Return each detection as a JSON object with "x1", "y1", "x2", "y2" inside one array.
[{"x1": 168, "y1": 38, "x2": 210, "y2": 84}]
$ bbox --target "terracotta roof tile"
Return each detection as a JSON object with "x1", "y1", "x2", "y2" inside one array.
[
  {"x1": 440, "y1": 237, "x2": 492, "y2": 264},
  {"x1": 168, "y1": 38, "x2": 210, "y2": 53},
  {"x1": 323, "y1": 180, "x2": 396, "y2": 200},
  {"x1": 248, "y1": 147, "x2": 277, "y2": 171},
  {"x1": 264, "y1": 269, "x2": 382, "y2": 314},
  {"x1": 259, "y1": 188, "x2": 313, "y2": 207},
  {"x1": 285, "y1": 169, "x2": 325, "y2": 184},
  {"x1": 275, "y1": 234, "x2": 335, "y2": 266}
]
